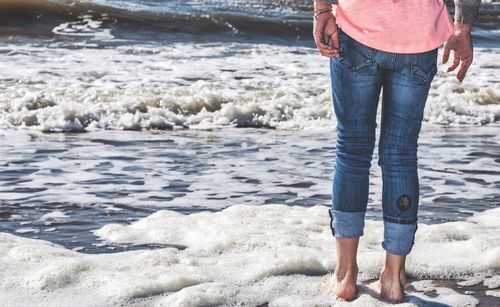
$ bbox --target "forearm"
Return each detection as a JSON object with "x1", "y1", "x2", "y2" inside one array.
[{"x1": 453, "y1": 0, "x2": 481, "y2": 26}]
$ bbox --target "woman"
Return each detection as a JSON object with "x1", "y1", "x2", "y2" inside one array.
[{"x1": 313, "y1": 0, "x2": 480, "y2": 303}]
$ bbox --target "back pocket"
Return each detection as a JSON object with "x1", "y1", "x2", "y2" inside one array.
[
  {"x1": 338, "y1": 28, "x2": 375, "y2": 73},
  {"x1": 410, "y1": 48, "x2": 438, "y2": 83}
]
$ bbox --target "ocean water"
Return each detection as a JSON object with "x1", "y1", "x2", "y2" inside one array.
[
  {"x1": 0, "y1": 0, "x2": 499, "y2": 131},
  {"x1": 1, "y1": 126, "x2": 499, "y2": 253},
  {"x1": 0, "y1": 0, "x2": 499, "y2": 306}
]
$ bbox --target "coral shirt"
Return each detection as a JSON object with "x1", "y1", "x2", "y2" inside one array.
[{"x1": 332, "y1": 0, "x2": 455, "y2": 53}]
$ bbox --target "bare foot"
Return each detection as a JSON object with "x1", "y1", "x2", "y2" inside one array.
[
  {"x1": 320, "y1": 268, "x2": 358, "y2": 301},
  {"x1": 379, "y1": 269, "x2": 406, "y2": 303},
  {"x1": 335, "y1": 272, "x2": 358, "y2": 301}
]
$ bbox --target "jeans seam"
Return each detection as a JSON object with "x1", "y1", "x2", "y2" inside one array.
[
  {"x1": 408, "y1": 223, "x2": 418, "y2": 254},
  {"x1": 328, "y1": 207, "x2": 335, "y2": 237}
]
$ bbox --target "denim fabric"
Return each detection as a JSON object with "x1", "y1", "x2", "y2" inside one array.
[
  {"x1": 328, "y1": 208, "x2": 365, "y2": 238},
  {"x1": 382, "y1": 221, "x2": 418, "y2": 256},
  {"x1": 328, "y1": 27, "x2": 437, "y2": 256}
]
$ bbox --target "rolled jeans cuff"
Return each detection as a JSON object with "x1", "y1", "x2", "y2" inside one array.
[
  {"x1": 328, "y1": 208, "x2": 365, "y2": 238},
  {"x1": 381, "y1": 220, "x2": 418, "y2": 256}
]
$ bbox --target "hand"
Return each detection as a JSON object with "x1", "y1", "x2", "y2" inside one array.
[
  {"x1": 313, "y1": 9, "x2": 340, "y2": 58},
  {"x1": 442, "y1": 22, "x2": 474, "y2": 83}
]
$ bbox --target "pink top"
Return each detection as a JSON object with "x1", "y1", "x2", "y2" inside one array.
[{"x1": 332, "y1": 0, "x2": 455, "y2": 53}]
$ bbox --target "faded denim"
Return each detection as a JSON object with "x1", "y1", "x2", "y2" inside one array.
[{"x1": 328, "y1": 27, "x2": 438, "y2": 256}]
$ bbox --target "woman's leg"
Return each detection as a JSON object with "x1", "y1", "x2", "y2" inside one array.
[
  {"x1": 333, "y1": 237, "x2": 359, "y2": 299},
  {"x1": 326, "y1": 28, "x2": 383, "y2": 300},
  {"x1": 377, "y1": 48, "x2": 438, "y2": 302},
  {"x1": 380, "y1": 253, "x2": 407, "y2": 302}
]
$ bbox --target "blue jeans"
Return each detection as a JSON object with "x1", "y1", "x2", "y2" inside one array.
[{"x1": 328, "y1": 27, "x2": 438, "y2": 256}]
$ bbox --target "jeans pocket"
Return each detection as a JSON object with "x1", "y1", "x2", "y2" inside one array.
[
  {"x1": 338, "y1": 28, "x2": 375, "y2": 72},
  {"x1": 410, "y1": 48, "x2": 438, "y2": 83}
]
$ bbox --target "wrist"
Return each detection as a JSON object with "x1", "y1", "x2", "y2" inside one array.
[
  {"x1": 314, "y1": 1, "x2": 333, "y2": 11},
  {"x1": 314, "y1": 9, "x2": 334, "y2": 20},
  {"x1": 453, "y1": 21, "x2": 472, "y2": 34}
]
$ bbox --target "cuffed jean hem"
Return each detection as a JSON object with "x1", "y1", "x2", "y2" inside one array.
[
  {"x1": 328, "y1": 208, "x2": 366, "y2": 238},
  {"x1": 381, "y1": 220, "x2": 418, "y2": 256},
  {"x1": 383, "y1": 213, "x2": 418, "y2": 225}
]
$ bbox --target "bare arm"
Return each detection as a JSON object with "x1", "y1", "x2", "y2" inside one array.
[
  {"x1": 443, "y1": 0, "x2": 481, "y2": 82},
  {"x1": 313, "y1": 0, "x2": 339, "y2": 58}
]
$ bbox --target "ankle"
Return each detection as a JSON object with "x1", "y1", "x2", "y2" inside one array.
[
  {"x1": 335, "y1": 265, "x2": 358, "y2": 280},
  {"x1": 380, "y1": 267, "x2": 399, "y2": 281}
]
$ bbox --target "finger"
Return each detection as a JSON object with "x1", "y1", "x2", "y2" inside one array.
[
  {"x1": 330, "y1": 33, "x2": 340, "y2": 51},
  {"x1": 447, "y1": 50, "x2": 460, "y2": 72},
  {"x1": 315, "y1": 32, "x2": 333, "y2": 50},
  {"x1": 456, "y1": 57, "x2": 472, "y2": 82},
  {"x1": 320, "y1": 49, "x2": 340, "y2": 58},
  {"x1": 442, "y1": 45, "x2": 450, "y2": 64},
  {"x1": 319, "y1": 47, "x2": 340, "y2": 57},
  {"x1": 319, "y1": 44, "x2": 339, "y2": 54},
  {"x1": 323, "y1": 33, "x2": 331, "y2": 48},
  {"x1": 320, "y1": 52, "x2": 340, "y2": 58},
  {"x1": 318, "y1": 40, "x2": 339, "y2": 55},
  {"x1": 324, "y1": 30, "x2": 339, "y2": 49}
]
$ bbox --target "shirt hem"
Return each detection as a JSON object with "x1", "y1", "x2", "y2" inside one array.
[{"x1": 338, "y1": 24, "x2": 454, "y2": 54}]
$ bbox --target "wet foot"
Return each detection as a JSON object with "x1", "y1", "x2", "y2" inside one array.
[
  {"x1": 320, "y1": 267, "x2": 358, "y2": 301},
  {"x1": 379, "y1": 269, "x2": 406, "y2": 303}
]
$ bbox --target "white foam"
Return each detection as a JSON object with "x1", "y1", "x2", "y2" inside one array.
[
  {"x1": 486, "y1": 290, "x2": 500, "y2": 298},
  {"x1": 1, "y1": 204, "x2": 498, "y2": 306},
  {"x1": 411, "y1": 280, "x2": 480, "y2": 306},
  {"x1": 39, "y1": 211, "x2": 70, "y2": 221},
  {"x1": 458, "y1": 275, "x2": 485, "y2": 286},
  {"x1": 0, "y1": 43, "x2": 498, "y2": 132},
  {"x1": 14, "y1": 227, "x2": 40, "y2": 234},
  {"x1": 52, "y1": 14, "x2": 114, "y2": 39},
  {"x1": 483, "y1": 275, "x2": 500, "y2": 289}
]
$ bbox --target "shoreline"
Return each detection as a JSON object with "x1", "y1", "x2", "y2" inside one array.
[{"x1": 1, "y1": 204, "x2": 499, "y2": 306}]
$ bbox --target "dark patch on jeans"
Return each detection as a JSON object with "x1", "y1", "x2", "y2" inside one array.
[{"x1": 397, "y1": 194, "x2": 411, "y2": 212}]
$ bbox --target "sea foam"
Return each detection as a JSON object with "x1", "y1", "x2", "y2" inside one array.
[
  {"x1": 0, "y1": 43, "x2": 498, "y2": 132},
  {"x1": 1, "y1": 204, "x2": 498, "y2": 306}
]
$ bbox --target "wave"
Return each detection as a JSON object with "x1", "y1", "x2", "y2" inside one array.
[
  {"x1": 1, "y1": 0, "x2": 499, "y2": 44},
  {"x1": 0, "y1": 0, "x2": 312, "y2": 40},
  {"x1": 0, "y1": 41, "x2": 498, "y2": 132}
]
